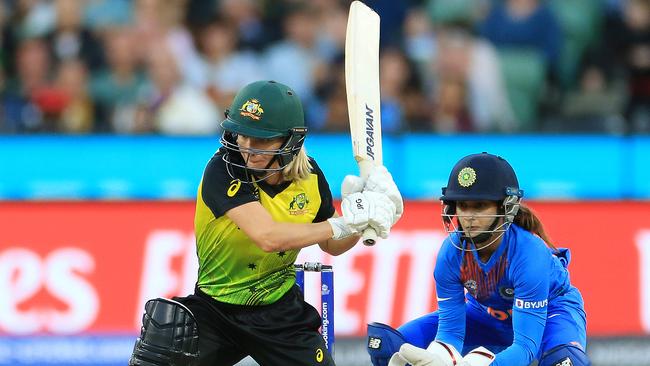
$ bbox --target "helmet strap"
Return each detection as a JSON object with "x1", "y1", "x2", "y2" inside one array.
[
  {"x1": 251, "y1": 154, "x2": 282, "y2": 182},
  {"x1": 277, "y1": 127, "x2": 307, "y2": 166},
  {"x1": 503, "y1": 194, "x2": 521, "y2": 223}
]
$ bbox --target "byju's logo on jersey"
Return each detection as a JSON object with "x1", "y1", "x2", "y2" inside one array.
[
  {"x1": 514, "y1": 298, "x2": 548, "y2": 309},
  {"x1": 289, "y1": 193, "x2": 310, "y2": 215}
]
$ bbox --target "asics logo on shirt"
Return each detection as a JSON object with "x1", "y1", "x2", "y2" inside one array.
[{"x1": 227, "y1": 179, "x2": 241, "y2": 197}]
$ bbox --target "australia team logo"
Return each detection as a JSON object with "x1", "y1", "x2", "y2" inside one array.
[
  {"x1": 239, "y1": 99, "x2": 264, "y2": 120},
  {"x1": 458, "y1": 167, "x2": 477, "y2": 187},
  {"x1": 289, "y1": 193, "x2": 310, "y2": 215}
]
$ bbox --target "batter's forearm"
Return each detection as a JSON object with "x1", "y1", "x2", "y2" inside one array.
[
  {"x1": 320, "y1": 235, "x2": 361, "y2": 256},
  {"x1": 254, "y1": 221, "x2": 336, "y2": 252}
]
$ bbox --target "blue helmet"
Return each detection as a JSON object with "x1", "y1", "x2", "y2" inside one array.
[
  {"x1": 441, "y1": 152, "x2": 522, "y2": 202},
  {"x1": 441, "y1": 153, "x2": 524, "y2": 250}
]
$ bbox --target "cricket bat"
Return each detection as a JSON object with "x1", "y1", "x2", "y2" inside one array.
[{"x1": 345, "y1": 1, "x2": 383, "y2": 246}]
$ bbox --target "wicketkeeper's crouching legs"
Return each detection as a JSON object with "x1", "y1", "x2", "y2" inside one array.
[{"x1": 129, "y1": 298, "x2": 200, "y2": 366}]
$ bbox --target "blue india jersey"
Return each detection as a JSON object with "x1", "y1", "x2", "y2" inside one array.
[{"x1": 433, "y1": 223, "x2": 582, "y2": 365}]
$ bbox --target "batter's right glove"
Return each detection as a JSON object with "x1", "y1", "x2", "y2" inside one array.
[
  {"x1": 341, "y1": 165, "x2": 403, "y2": 226},
  {"x1": 341, "y1": 191, "x2": 396, "y2": 239}
]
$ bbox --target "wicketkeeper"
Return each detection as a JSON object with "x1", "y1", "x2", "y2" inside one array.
[{"x1": 367, "y1": 153, "x2": 590, "y2": 366}]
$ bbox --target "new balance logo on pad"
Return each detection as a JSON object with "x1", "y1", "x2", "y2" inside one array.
[
  {"x1": 368, "y1": 337, "x2": 381, "y2": 349},
  {"x1": 555, "y1": 357, "x2": 573, "y2": 366}
]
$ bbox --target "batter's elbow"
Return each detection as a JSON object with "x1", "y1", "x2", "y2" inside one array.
[
  {"x1": 323, "y1": 246, "x2": 346, "y2": 256},
  {"x1": 253, "y1": 231, "x2": 287, "y2": 253},
  {"x1": 254, "y1": 238, "x2": 282, "y2": 253}
]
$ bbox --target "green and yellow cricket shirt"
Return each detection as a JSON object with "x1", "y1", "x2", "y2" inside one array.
[{"x1": 194, "y1": 149, "x2": 335, "y2": 306}]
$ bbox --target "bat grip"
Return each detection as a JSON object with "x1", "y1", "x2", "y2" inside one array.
[
  {"x1": 362, "y1": 227, "x2": 378, "y2": 246},
  {"x1": 357, "y1": 159, "x2": 380, "y2": 246}
]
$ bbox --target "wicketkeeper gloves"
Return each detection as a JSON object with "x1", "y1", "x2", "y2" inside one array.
[{"x1": 388, "y1": 342, "x2": 495, "y2": 366}]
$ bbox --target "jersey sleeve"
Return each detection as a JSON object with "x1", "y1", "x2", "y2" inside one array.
[
  {"x1": 200, "y1": 154, "x2": 258, "y2": 218},
  {"x1": 492, "y1": 239, "x2": 551, "y2": 366},
  {"x1": 433, "y1": 238, "x2": 466, "y2": 352},
  {"x1": 310, "y1": 158, "x2": 335, "y2": 223}
]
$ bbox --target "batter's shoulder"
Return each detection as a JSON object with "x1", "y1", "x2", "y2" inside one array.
[
  {"x1": 308, "y1": 156, "x2": 325, "y2": 175},
  {"x1": 200, "y1": 149, "x2": 258, "y2": 218},
  {"x1": 307, "y1": 156, "x2": 335, "y2": 222},
  {"x1": 204, "y1": 149, "x2": 229, "y2": 175},
  {"x1": 204, "y1": 149, "x2": 250, "y2": 184}
]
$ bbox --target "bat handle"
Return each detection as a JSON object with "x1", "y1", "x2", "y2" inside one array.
[
  {"x1": 357, "y1": 160, "x2": 380, "y2": 246},
  {"x1": 362, "y1": 227, "x2": 378, "y2": 246}
]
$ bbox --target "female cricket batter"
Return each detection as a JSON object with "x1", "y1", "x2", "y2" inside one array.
[
  {"x1": 367, "y1": 152, "x2": 590, "y2": 366},
  {"x1": 129, "y1": 80, "x2": 402, "y2": 366}
]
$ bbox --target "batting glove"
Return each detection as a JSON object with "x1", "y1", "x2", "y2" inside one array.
[
  {"x1": 341, "y1": 191, "x2": 396, "y2": 239},
  {"x1": 341, "y1": 174, "x2": 365, "y2": 198},
  {"x1": 327, "y1": 216, "x2": 359, "y2": 240},
  {"x1": 365, "y1": 165, "x2": 403, "y2": 225}
]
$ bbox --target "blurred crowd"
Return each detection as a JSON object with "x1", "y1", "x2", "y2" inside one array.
[{"x1": 0, "y1": 0, "x2": 648, "y2": 135}]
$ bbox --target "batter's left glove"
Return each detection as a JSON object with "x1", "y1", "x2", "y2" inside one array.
[{"x1": 365, "y1": 165, "x2": 403, "y2": 225}]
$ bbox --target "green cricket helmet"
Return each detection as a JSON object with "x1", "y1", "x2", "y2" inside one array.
[{"x1": 219, "y1": 80, "x2": 308, "y2": 182}]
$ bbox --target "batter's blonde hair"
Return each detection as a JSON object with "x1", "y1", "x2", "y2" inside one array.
[{"x1": 283, "y1": 147, "x2": 312, "y2": 181}]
